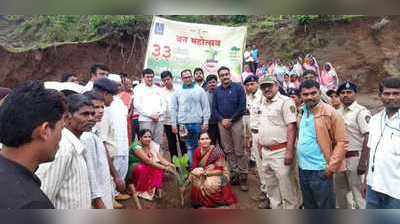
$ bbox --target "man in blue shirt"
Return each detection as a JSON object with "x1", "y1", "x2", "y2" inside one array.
[{"x1": 213, "y1": 66, "x2": 248, "y2": 191}]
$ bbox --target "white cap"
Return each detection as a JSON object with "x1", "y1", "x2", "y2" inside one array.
[
  {"x1": 44, "y1": 81, "x2": 85, "y2": 94},
  {"x1": 108, "y1": 74, "x2": 122, "y2": 83}
]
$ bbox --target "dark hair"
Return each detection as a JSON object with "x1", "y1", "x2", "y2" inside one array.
[
  {"x1": 379, "y1": 76, "x2": 400, "y2": 94},
  {"x1": 138, "y1": 129, "x2": 152, "y2": 139},
  {"x1": 60, "y1": 89, "x2": 78, "y2": 97},
  {"x1": 206, "y1": 74, "x2": 218, "y2": 83},
  {"x1": 90, "y1": 64, "x2": 109, "y2": 75},
  {"x1": 142, "y1": 68, "x2": 155, "y2": 77},
  {"x1": 61, "y1": 73, "x2": 75, "y2": 82},
  {"x1": 180, "y1": 69, "x2": 192, "y2": 77},
  {"x1": 299, "y1": 80, "x2": 320, "y2": 92},
  {"x1": 217, "y1": 66, "x2": 230, "y2": 75},
  {"x1": 302, "y1": 69, "x2": 317, "y2": 77},
  {"x1": 119, "y1": 72, "x2": 128, "y2": 79},
  {"x1": 0, "y1": 81, "x2": 67, "y2": 147},
  {"x1": 193, "y1": 68, "x2": 204, "y2": 75},
  {"x1": 326, "y1": 89, "x2": 337, "y2": 97},
  {"x1": 160, "y1": 70, "x2": 173, "y2": 79},
  {"x1": 66, "y1": 94, "x2": 93, "y2": 114},
  {"x1": 84, "y1": 90, "x2": 105, "y2": 102},
  {"x1": 0, "y1": 87, "x2": 12, "y2": 101}
]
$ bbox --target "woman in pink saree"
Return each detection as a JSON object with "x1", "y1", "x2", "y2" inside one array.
[
  {"x1": 303, "y1": 55, "x2": 320, "y2": 80},
  {"x1": 190, "y1": 133, "x2": 237, "y2": 208},
  {"x1": 320, "y1": 62, "x2": 339, "y2": 90}
]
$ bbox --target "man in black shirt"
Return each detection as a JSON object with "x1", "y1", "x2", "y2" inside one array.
[{"x1": 0, "y1": 81, "x2": 67, "y2": 209}]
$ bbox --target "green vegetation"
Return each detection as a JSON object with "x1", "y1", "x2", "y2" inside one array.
[{"x1": 0, "y1": 15, "x2": 367, "y2": 52}]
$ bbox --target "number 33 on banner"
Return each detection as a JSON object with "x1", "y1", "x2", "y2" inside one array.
[{"x1": 152, "y1": 44, "x2": 171, "y2": 60}]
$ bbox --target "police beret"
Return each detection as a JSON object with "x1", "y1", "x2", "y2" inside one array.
[
  {"x1": 93, "y1": 78, "x2": 119, "y2": 95},
  {"x1": 337, "y1": 81, "x2": 357, "y2": 93},
  {"x1": 243, "y1": 75, "x2": 259, "y2": 85},
  {"x1": 287, "y1": 88, "x2": 300, "y2": 96}
]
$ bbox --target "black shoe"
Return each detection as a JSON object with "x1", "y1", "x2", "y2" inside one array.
[
  {"x1": 239, "y1": 174, "x2": 249, "y2": 192},
  {"x1": 249, "y1": 160, "x2": 256, "y2": 168},
  {"x1": 258, "y1": 197, "x2": 271, "y2": 209}
]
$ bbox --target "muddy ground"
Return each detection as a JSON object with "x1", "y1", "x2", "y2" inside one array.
[{"x1": 120, "y1": 93, "x2": 382, "y2": 209}]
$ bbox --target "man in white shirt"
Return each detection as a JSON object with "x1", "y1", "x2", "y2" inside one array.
[
  {"x1": 36, "y1": 94, "x2": 95, "y2": 209},
  {"x1": 133, "y1": 68, "x2": 166, "y2": 145},
  {"x1": 83, "y1": 64, "x2": 110, "y2": 92},
  {"x1": 81, "y1": 91, "x2": 114, "y2": 209},
  {"x1": 161, "y1": 71, "x2": 187, "y2": 158},
  {"x1": 94, "y1": 78, "x2": 131, "y2": 204},
  {"x1": 336, "y1": 81, "x2": 371, "y2": 209},
  {"x1": 365, "y1": 76, "x2": 400, "y2": 209}
]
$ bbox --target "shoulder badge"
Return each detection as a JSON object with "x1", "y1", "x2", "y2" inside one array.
[{"x1": 290, "y1": 105, "x2": 297, "y2": 113}]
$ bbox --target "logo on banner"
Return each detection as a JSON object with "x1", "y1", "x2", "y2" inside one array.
[{"x1": 154, "y1": 23, "x2": 165, "y2": 35}]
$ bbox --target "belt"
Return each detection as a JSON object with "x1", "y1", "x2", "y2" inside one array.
[
  {"x1": 345, "y1": 151, "x2": 359, "y2": 158},
  {"x1": 264, "y1": 142, "x2": 287, "y2": 151},
  {"x1": 251, "y1": 129, "x2": 259, "y2": 134}
]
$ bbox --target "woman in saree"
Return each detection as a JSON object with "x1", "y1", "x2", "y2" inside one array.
[
  {"x1": 320, "y1": 62, "x2": 339, "y2": 91},
  {"x1": 128, "y1": 129, "x2": 176, "y2": 200},
  {"x1": 303, "y1": 55, "x2": 320, "y2": 80},
  {"x1": 190, "y1": 132, "x2": 237, "y2": 208}
]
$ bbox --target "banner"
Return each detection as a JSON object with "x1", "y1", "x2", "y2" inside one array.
[{"x1": 144, "y1": 16, "x2": 247, "y2": 83}]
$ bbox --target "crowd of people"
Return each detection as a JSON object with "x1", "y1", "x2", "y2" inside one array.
[{"x1": 0, "y1": 49, "x2": 399, "y2": 210}]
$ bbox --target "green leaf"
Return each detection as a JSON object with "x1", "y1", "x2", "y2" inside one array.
[{"x1": 172, "y1": 156, "x2": 180, "y2": 167}]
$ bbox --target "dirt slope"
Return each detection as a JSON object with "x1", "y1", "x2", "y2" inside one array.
[{"x1": 1, "y1": 16, "x2": 399, "y2": 93}]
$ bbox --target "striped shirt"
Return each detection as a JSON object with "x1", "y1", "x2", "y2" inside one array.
[{"x1": 36, "y1": 128, "x2": 91, "y2": 209}]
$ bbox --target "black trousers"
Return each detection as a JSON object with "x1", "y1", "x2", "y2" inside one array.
[
  {"x1": 164, "y1": 124, "x2": 187, "y2": 158},
  {"x1": 207, "y1": 123, "x2": 222, "y2": 148}
]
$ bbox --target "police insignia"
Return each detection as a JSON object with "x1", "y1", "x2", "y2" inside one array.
[
  {"x1": 365, "y1": 115, "x2": 371, "y2": 123},
  {"x1": 290, "y1": 105, "x2": 296, "y2": 113}
]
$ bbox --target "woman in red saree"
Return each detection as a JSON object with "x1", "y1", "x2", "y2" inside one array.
[
  {"x1": 129, "y1": 129, "x2": 176, "y2": 200},
  {"x1": 190, "y1": 133, "x2": 237, "y2": 208}
]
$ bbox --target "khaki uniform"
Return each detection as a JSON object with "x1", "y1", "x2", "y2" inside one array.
[
  {"x1": 246, "y1": 89, "x2": 263, "y2": 160},
  {"x1": 335, "y1": 101, "x2": 370, "y2": 209},
  {"x1": 257, "y1": 93, "x2": 299, "y2": 209},
  {"x1": 247, "y1": 89, "x2": 267, "y2": 194}
]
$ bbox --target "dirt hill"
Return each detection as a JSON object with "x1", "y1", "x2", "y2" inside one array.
[{"x1": 0, "y1": 16, "x2": 399, "y2": 93}]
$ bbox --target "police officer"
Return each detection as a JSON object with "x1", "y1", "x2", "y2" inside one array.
[
  {"x1": 244, "y1": 75, "x2": 262, "y2": 163},
  {"x1": 335, "y1": 81, "x2": 371, "y2": 209},
  {"x1": 244, "y1": 75, "x2": 270, "y2": 208},
  {"x1": 257, "y1": 76, "x2": 299, "y2": 209}
]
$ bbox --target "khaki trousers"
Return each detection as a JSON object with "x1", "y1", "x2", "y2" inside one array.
[
  {"x1": 260, "y1": 148, "x2": 298, "y2": 209},
  {"x1": 253, "y1": 133, "x2": 267, "y2": 194},
  {"x1": 218, "y1": 118, "x2": 248, "y2": 174},
  {"x1": 334, "y1": 155, "x2": 366, "y2": 209}
]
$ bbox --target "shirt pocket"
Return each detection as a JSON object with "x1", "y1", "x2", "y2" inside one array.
[
  {"x1": 266, "y1": 109, "x2": 283, "y2": 126},
  {"x1": 390, "y1": 132, "x2": 400, "y2": 157}
]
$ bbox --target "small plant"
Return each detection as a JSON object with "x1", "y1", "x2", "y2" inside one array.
[
  {"x1": 172, "y1": 153, "x2": 190, "y2": 207},
  {"x1": 172, "y1": 154, "x2": 190, "y2": 187}
]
